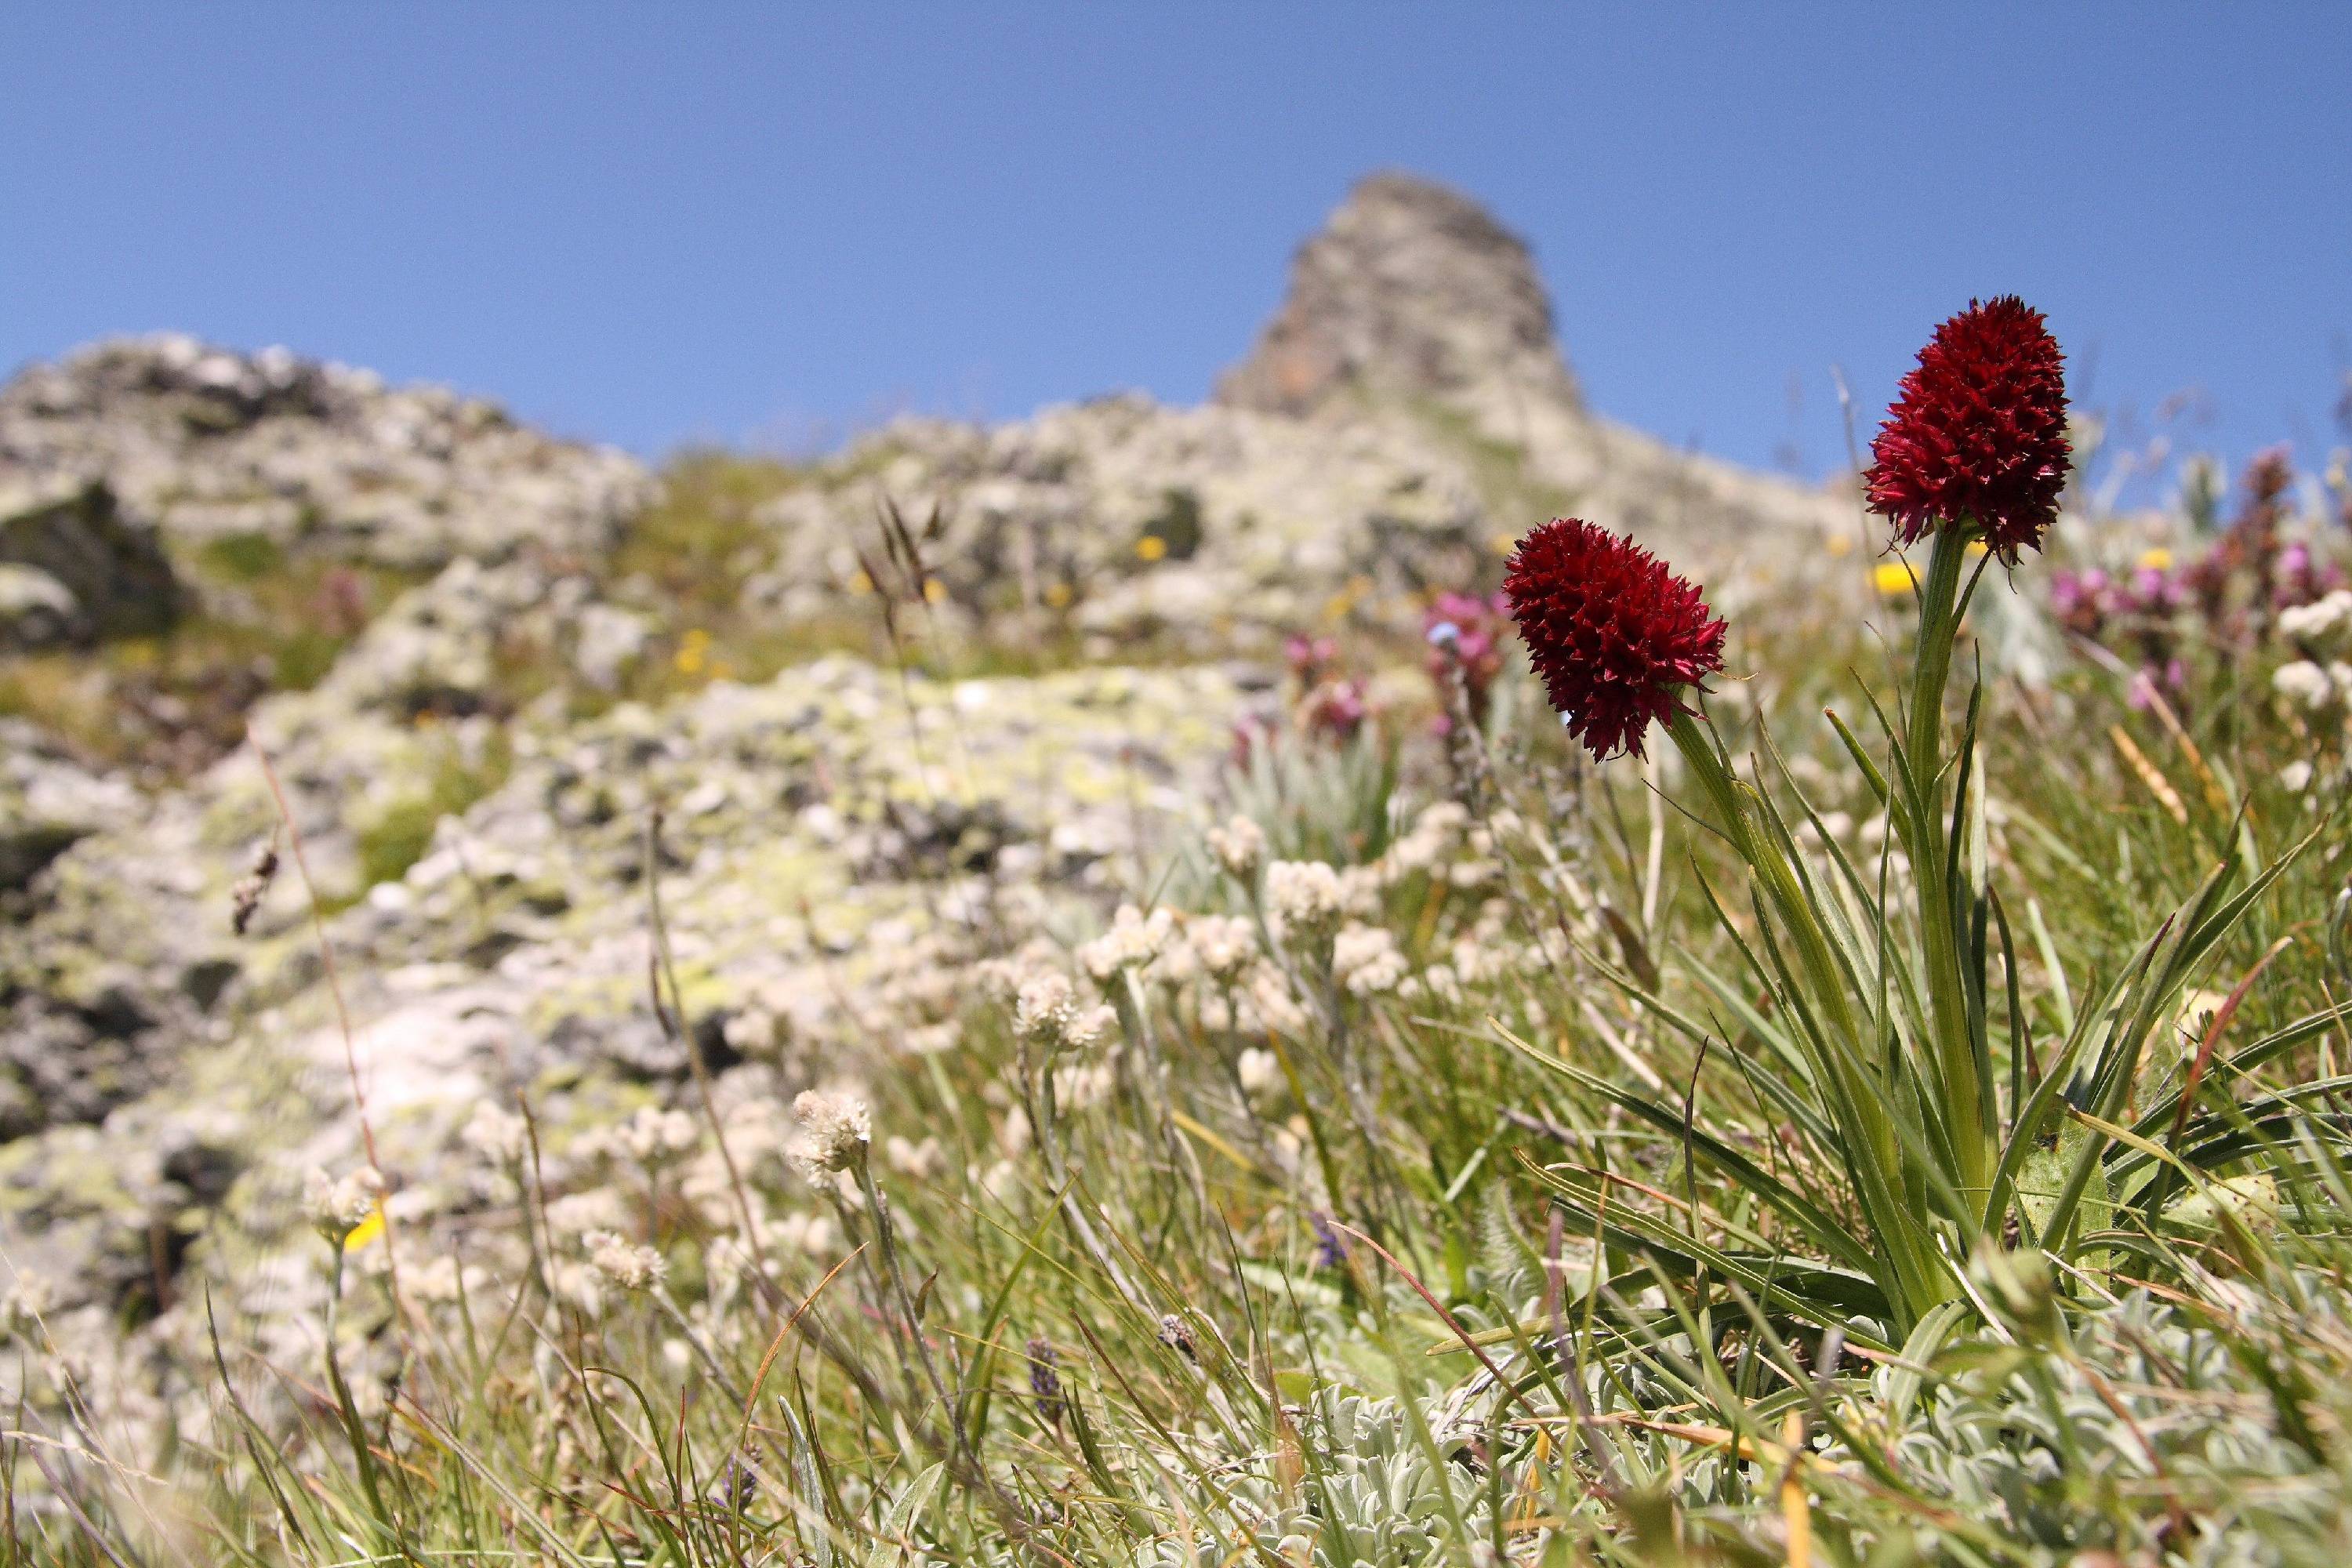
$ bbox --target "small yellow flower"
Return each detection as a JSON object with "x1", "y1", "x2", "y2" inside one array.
[
  {"x1": 1490, "y1": 532, "x2": 1517, "y2": 557},
  {"x1": 2138, "y1": 546, "x2": 2175, "y2": 571},
  {"x1": 673, "y1": 628, "x2": 711, "y2": 677},
  {"x1": 342, "y1": 1203, "x2": 385, "y2": 1253},
  {"x1": 1872, "y1": 561, "x2": 1919, "y2": 596},
  {"x1": 1043, "y1": 582, "x2": 1074, "y2": 609},
  {"x1": 922, "y1": 578, "x2": 947, "y2": 604},
  {"x1": 1134, "y1": 535, "x2": 1169, "y2": 563},
  {"x1": 1964, "y1": 539, "x2": 1989, "y2": 558},
  {"x1": 848, "y1": 569, "x2": 874, "y2": 595},
  {"x1": 1322, "y1": 576, "x2": 1371, "y2": 624}
]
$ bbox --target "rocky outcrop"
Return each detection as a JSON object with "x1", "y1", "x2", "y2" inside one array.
[
  {"x1": 1217, "y1": 172, "x2": 1582, "y2": 423},
  {"x1": 0, "y1": 478, "x2": 182, "y2": 648},
  {"x1": 0, "y1": 337, "x2": 660, "y2": 773},
  {"x1": 0, "y1": 335, "x2": 654, "y2": 575}
]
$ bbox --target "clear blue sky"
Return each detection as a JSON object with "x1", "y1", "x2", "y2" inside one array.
[{"x1": 5, "y1": 5, "x2": 2347, "y2": 491}]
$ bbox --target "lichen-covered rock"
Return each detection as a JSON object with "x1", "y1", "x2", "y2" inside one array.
[
  {"x1": 752, "y1": 389, "x2": 1849, "y2": 654},
  {"x1": 753, "y1": 395, "x2": 1497, "y2": 649},
  {"x1": 0, "y1": 655, "x2": 1251, "y2": 1341},
  {"x1": 0, "y1": 335, "x2": 654, "y2": 574},
  {"x1": 0, "y1": 719, "x2": 140, "y2": 894}
]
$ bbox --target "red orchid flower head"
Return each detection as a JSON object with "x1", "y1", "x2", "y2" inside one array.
[
  {"x1": 1866, "y1": 296, "x2": 2071, "y2": 560},
  {"x1": 1504, "y1": 518, "x2": 1727, "y2": 761}
]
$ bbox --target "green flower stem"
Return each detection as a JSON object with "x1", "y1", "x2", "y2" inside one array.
[
  {"x1": 1904, "y1": 524, "x2": 1994, "y2": 1202},
  {"x1": 1665, "y1": 704, "x2": 1955, "y2": 1325},
  {"x1": 1664, "y1": 707, "x2": 1859, "y2": 1050}
]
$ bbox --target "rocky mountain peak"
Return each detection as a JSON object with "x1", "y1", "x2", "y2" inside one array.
[{"x1": 1215, "y1": 172, "x2": 1581, "y2": 419}]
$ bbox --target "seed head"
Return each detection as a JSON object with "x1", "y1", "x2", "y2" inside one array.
[
  {"x1": 1012, "y1": 971, "x2": 1109, "y2": 1053},
  {"x1": 1025, "y1": 1337, "x2": 1065, "y2": 1428},
  {"x1": 1156, "y1": 1312, "x2": 1198, "y2": 1363},
  {"x1": 1504, "y1": 518, "x2": 1727, "y2": 761},
  {"x1": 230, "y1": 836, "x2": 281, "y2": 938}
]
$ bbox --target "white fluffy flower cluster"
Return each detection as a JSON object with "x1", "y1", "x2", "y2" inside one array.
[
  {"x1": 2273, "y1": 660, "x2": 2352, "y2": 710},
  {"x1": 1148, "y1": 912, "x2": 1269, "y2": 990},
  {"x1": 1332, "y1": 924, "x2": 1410, "y2": 996},
  {"x1": 462, "y1": 1102, "x2": 528, "y2": 1164},
  {"x1": 1236, "y1": 1046, "x2": 1284, "y2": 1100},
  {"x1": 304, "y1": 1166, "x2": 385, "y2": 1243},
  {"x1": 1053, "y1": 1061, "x2": 1116, "y2": 1111},
  {"x1": 545, "y1": 1189, "x2": 630, "y2": 1237},
  {"x1": 1205, "y1": 815, "x2": 1265, "y2": 878},
  {"x1": 1446, "y1": 898, "x2": 1537, "y2": 985},
  {"x1": 1265, "y1": 860, "x2": 1345, "y2": 939},
  {"x1": 1012, "y1": 971, "x2": 1112, "y2": 1053},
  {"x1": 1361, "y1": 803, "x2": 1507, "y2": 890},
  {"x1": 1183, "y1": 915, "x2": 1258, "y2": 982},
  {"x1": 1399, "y1": 962, "x2": 1465, "y2": 1004},
  {"x1": 2278, "y1": 590, "x2": 2352, "y2": 642},
  {"x1": 585, "y1": 1231, "x2": 669, "y2": 1291},
  {"x1": 1245, "y1": 967, "x2": 1312, "y2": 1036},
  {"x1": 610, "y1": 1105, "x2": 700, "y2": 1166},
  {"x1": 789, "y1": 1091, "x2": 872, "y2": 1178},
  {"x1": 1078, "y1": 904, "x2": 1175, "y2": 982},
  {"x1": 405, "y1": 1254, "x2": 491, "y2": 1305},
  {"x1": 706, "y1": 1210, "x2": 842, "y2": 1287},
  {"x1": 885, "y1": 1134, "x2": 946, "y2": 1179},
  {"x1": 1382, "y1": 801, "x2": 1469, "y2": 877}
]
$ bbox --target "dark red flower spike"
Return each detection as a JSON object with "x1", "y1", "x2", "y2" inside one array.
[
  {"x1": 1865, "y1": 296, "x2": 2071, "y2": 560},
  {"x1": 1504, "y1": 518, "x2": 1727, "y2": 761}
]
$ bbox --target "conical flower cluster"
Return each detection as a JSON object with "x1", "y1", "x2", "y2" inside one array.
[
  {"x1": 1504, "y1": 517, "x2": 1726, "y2": 760},
  {"x1": 1865, "y1": 296, "x2": 2071, "y2": 559}
]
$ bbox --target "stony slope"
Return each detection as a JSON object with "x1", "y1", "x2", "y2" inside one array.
[{"x1": 0, "y1": 171, "x2": 1857, "y2": 1367}]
